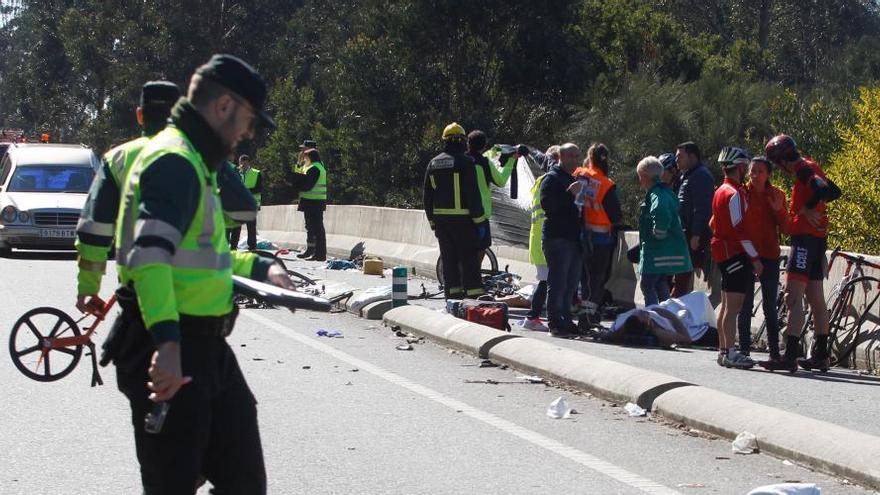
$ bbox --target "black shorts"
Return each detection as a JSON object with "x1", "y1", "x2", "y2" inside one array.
[
  {"x1": 719, "y1": 254, "x2": 752, "y2": 294},
  {"x1": 787, "y1": 235, "x2": 827, "y2": 282}
]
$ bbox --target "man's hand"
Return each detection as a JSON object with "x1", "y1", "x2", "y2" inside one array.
[
  {"x1": 752, "y1": 259, "x2": 764, "y2": 278},
  {"x1": 800, "y1": 206, "x2": 822, "y2": 227},
  {"x1": 567, "y1": 181, "x2": 583, "y2": 197},
  {"x1": 689, "y1": 235, "x2": 700, "y2": 252},
  {"x1": 267, "y1": 263, "x2": 295, "y2": 290},
  {"x1": 76, "y1": 294, "x2": 95, "y2": 314},
  {"x1": 147, "y1": 341, "x2": 192, "y2": 403}
]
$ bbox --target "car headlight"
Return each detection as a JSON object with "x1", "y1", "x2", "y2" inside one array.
[
  {"x1": 17, "y1": 210, "x2": 30, "y2": 223},
  {"x1": 1, "y1": 206, "x2": 18, "y2": 223}
]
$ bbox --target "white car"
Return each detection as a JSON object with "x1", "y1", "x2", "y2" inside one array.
[{"x1": 0, "y1": 143, "x2": 100, "y2": 254}]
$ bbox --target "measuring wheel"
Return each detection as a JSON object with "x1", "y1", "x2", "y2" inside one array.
[{"x1": 9, "y1": 307, "x2": 82, "y2": 382}]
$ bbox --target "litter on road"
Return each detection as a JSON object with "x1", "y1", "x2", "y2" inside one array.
[
  {"x1": 518, "y1": 375, "x2": 545, "y2": 384},
  {"x1": 624, "y1": 402, "x2": 647, "y2": 417},
  {"x1": 732, "y1": 431, "x2": 759, "y2": 454},
  {"x1": 395, "y1": 344, "x2": 414, "y2": 351},
  {"x1": 316, "y1": 329, "x2": 344, "y2": 338},
  {"x1": 746, "y1": 483, "x2": 821, "y2": 495},
  {"x1": 547, "y1": 396, "x2": 572, "y2": 419}
]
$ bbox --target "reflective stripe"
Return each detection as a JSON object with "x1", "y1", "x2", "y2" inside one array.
[
  {"x1": 77, "y1": 218, "x2": 115, "y2": 237},
  {"x1": 471, "y1": 215, "x2": 487, "y2": 224},
  {"x1": 78, "y1": 258, "x2": 106, "y2": 271},
  {"x1": 434, "y1": 207, "x2": 470, "y2": 216},
  {"x1": 466, "y1": 288, "x2": 485, "y2": 296},
  {"x1": 174, "y1": 249, "x2": 232, "y2": 270},
  {"x1": 127, "y1": 245, "x2": 173, "y2": 268},
  {"x1": 588, "y1": 225, "x2": 611, "y2": 233},
  {"x1": 134, "y1": 218, "x2": 183, "y2": 245},
  {"x1": 453, "y1": 172, "x2": 462, "y2": 210}
]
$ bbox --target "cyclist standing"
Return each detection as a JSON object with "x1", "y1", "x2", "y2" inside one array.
[
  {"x1": 764, "y1": 134, "x2": 841, "y2": 371},
  {"x1": 711, "y1": 147, "x2": 760, "y2": 369}
]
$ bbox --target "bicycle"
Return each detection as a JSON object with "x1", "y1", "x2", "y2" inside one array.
[
  {"x1": 764, "y1": 247, "x2": 880, "y2": 368},
  {"x1": 9, "y1": 276, "x2": 333, "y2": 386}
]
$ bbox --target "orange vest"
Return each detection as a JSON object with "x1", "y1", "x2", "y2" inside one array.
[{"x1": 574, "y1": 166, "x2": 614, "y2": 233}]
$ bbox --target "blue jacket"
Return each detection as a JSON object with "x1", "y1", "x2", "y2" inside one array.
[
  {"x1": 678, "y1": 161, "x2": 715, "y2": 239},
  {"x1": 539, "y1": 165, "x2": 581, "y2": 241}
]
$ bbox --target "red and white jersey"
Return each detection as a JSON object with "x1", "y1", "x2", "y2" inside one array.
[{"x1": 711, "y1": 177, "x2": 759, "y2": 262}]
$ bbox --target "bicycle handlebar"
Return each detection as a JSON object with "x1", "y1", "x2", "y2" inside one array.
[{"x1": 828, "y1": 246, "x2": 880, "y2": 272}]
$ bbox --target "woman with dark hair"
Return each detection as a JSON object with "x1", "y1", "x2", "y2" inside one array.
[
  {"x1": 291, "y1": 147, "x2": 328, "y2": 261},
  {"x1": 573, "y1": 143, "x2": 623, "y2": 325},
  {"x1": 736, "y1": 156, "x2": 789, "y2": 367}
]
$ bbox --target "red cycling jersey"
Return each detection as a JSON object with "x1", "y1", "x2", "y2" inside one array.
[
  {"x1": 789, "y1": 158, "x2": 830, "y2": 238},
  {"x1": 711, "y1": 177, "x2": 759, "y2": 262},
  {"x1": 743, "y1": 183, "x2": 788, "y2": 259}
]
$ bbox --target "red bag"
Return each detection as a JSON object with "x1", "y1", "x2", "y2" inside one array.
[{"x1": 459, "y1": 300, "x2": 511, "y2": 332}]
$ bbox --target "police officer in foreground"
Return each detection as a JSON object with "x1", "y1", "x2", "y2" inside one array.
[
  {"x1": 75, "y1": 81, "x2": 180, "y2": 309},
  {"x1": 75, "y1": 81, "x2": 259, "y2": 313},
  {"x1": 228, "y1": 154, "x2": 262, "y2": 250},
  {"x1": 424, "y1": 123, "x2": 488, "y2": 299},
  {"x1": 112, "y1": 54, "x2": 292, "y2": 494}
]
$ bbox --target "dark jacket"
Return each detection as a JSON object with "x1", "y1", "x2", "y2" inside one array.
[
  {"x1": 529, "y1": 149, "x2": 559, "y2": 173},
  {"x1": 678, "y1": 161, "x2": 714, "y2": 240},
  {"x1": 539, "y1": 165, "x2": 581, "y2": 241},
  {"x1": 423, "y1": 143, "x2": 486, "y2": 227}
]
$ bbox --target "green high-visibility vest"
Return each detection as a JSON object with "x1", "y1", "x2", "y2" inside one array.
[
  {"x1": 478, "y1": 147, "x2": 516, "y2": 217},
  {"x1": 106, "y1": 136, "x2": 149, "y2": 186},
  {"x1": 299, "y1": 161, "x2": 327, "y2": 201},
  {"x1": 116, "y1": 126, "x2": 252, "y2": 328},
  {"x1": 242, "y1": 167, "x2": 261, "y2": 206},
  {"x1": 529, "y1": 174, "x2": 547, "y2": 267}
]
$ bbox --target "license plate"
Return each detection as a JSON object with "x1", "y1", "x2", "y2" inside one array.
[{"x1": 40, "y1": 229, "x2": 75, "y2": 239}]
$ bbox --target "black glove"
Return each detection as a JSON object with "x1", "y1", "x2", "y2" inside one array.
[{"x1": 517, "y1": 144, "x2": 529, "y2": 156}]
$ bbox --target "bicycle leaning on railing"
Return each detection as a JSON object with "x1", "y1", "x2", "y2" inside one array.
[{"x1": 752, "y1": 247, "x2": 880, "y2": 368}]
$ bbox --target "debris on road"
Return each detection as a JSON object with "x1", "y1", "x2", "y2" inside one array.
[
  {"x1": 746, "y1": 483, "x2": 821, "y2": 495},
  {"x1": 316, "y1": 329, "x2": 344, "y2": 338},
  {"x1": 396, "y1": 344, "x2": 414, "y2": 351},
  {"x1": 479, "y1": 360, "x2": 499, "y2": 368},
  {"x1": 302, "y1": 365, "x2": 311, "y2": 370},
  {"x1": 732, "y1": 431, "x2": 759, "y2": 454},
  {"x1": 518, "y1": 375, "x2": 545, "y2": 384},
  {"x1": 547, "y1": 396, "x2": 571, "y2": 419},
  {"x1": 624, "y1": 402, "x2": 647, "y2": 417},
  {"x1": 677, "y1": 483, "x2": 706, "y2": 488}
]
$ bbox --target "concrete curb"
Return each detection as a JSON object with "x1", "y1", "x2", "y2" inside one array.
[
  {"x1": 653, "y1": 386, "x2": 880, "y2": 490},
  {"x1": 383, "y1": 304, "x2": 880, "y2": 490}
]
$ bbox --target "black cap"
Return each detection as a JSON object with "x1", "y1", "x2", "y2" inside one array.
[
  {"x1": 195, "y1": 54, "x2": 275, "y2": 129},
  {"x1": 299, "y1": 139, "x2": 317, "y2": 149},
  {"x1": 140, "y1": 81, "x2": 180, "y2": 108}
]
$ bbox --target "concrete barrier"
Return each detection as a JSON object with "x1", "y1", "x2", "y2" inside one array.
[{"x1": 260, "y1": 204, "x2": 880, "y2": 370}]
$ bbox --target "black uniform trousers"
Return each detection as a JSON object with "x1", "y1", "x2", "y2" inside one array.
[
  {"x1": 303, "y1": 209, "x2": 326, "y2": 257},
  {"x1": 111, "y1": 301, "x2": 266, "y2": 494},
  {"x1": 434, "y1": 216, "x2": 482, "y2": 299},
  {"x1": 228, "y1": 220, "x2": 257, "y2": 251}
]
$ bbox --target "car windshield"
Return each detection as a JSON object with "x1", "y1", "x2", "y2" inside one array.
[{"x1": 8, "y1": 165, "x2": 94, "y2": 193}]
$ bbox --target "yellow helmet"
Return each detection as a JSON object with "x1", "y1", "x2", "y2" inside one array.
[{"x1": 442, "y1": 122, "x2": 466, "y2": 141}]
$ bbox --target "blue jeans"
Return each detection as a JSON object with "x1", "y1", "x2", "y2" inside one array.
[
  {"x1": 543, "y1": 237, "x2": 582, "y2": 329},
  {"x1": 640, "y1": 272, "x2": 670, "y2": 307}
]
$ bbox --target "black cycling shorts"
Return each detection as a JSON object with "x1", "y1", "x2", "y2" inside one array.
[
  {"x1": 787, "y1": 235, "x2": 827, "y2": 282},
  {"x1": 719, "y1": 254, "x2": 752, "y2": 294}
]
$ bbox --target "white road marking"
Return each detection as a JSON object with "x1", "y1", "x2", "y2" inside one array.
[{"x1": 243, "y1": 311, "x2": 681, "y2": 495}]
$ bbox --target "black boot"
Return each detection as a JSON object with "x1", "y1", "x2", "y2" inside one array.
[
  {"x1": 798, "y1": 334, "x2": 830, "y2": 372},
  {"x1": 297, "y1": 247, "x2": 315, "y2": 259},
  {"x1": 760, "y1": 336, "x2": 799, "y2": 373}
]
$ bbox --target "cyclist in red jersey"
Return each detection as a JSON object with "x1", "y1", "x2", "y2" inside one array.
[
  {"x1": 710, "y1": 147, "x2": 761, "y2": 369},
  {"x1": 764, "y1": 134, "x2": 841, "y2": 372}
]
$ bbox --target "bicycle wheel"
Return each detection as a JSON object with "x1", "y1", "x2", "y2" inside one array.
[
  {"x1": 436, "y1": 247, "x2": 501, "y2": 288},
  {"x1": 828, "y1": 276, "x2": 880, "y2": 367},
  {"x1": 9, "y1": 307, "x2": 82, "y2": 382}
]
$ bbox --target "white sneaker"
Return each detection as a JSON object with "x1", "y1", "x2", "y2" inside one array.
[{"x1": 519, "y1": 317, "x2": 549, "y2": 332}]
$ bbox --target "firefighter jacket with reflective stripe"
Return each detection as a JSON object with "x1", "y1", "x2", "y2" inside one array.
[
  {"x1": 115, "y1": 105, "x2": 270, "y2": 345},
  {"x1": 423, "y1": 151, "x2": 486, "y2": 226},
  {"x1": 528, "y1": 174, "x2": 547, "y2": 266}
]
